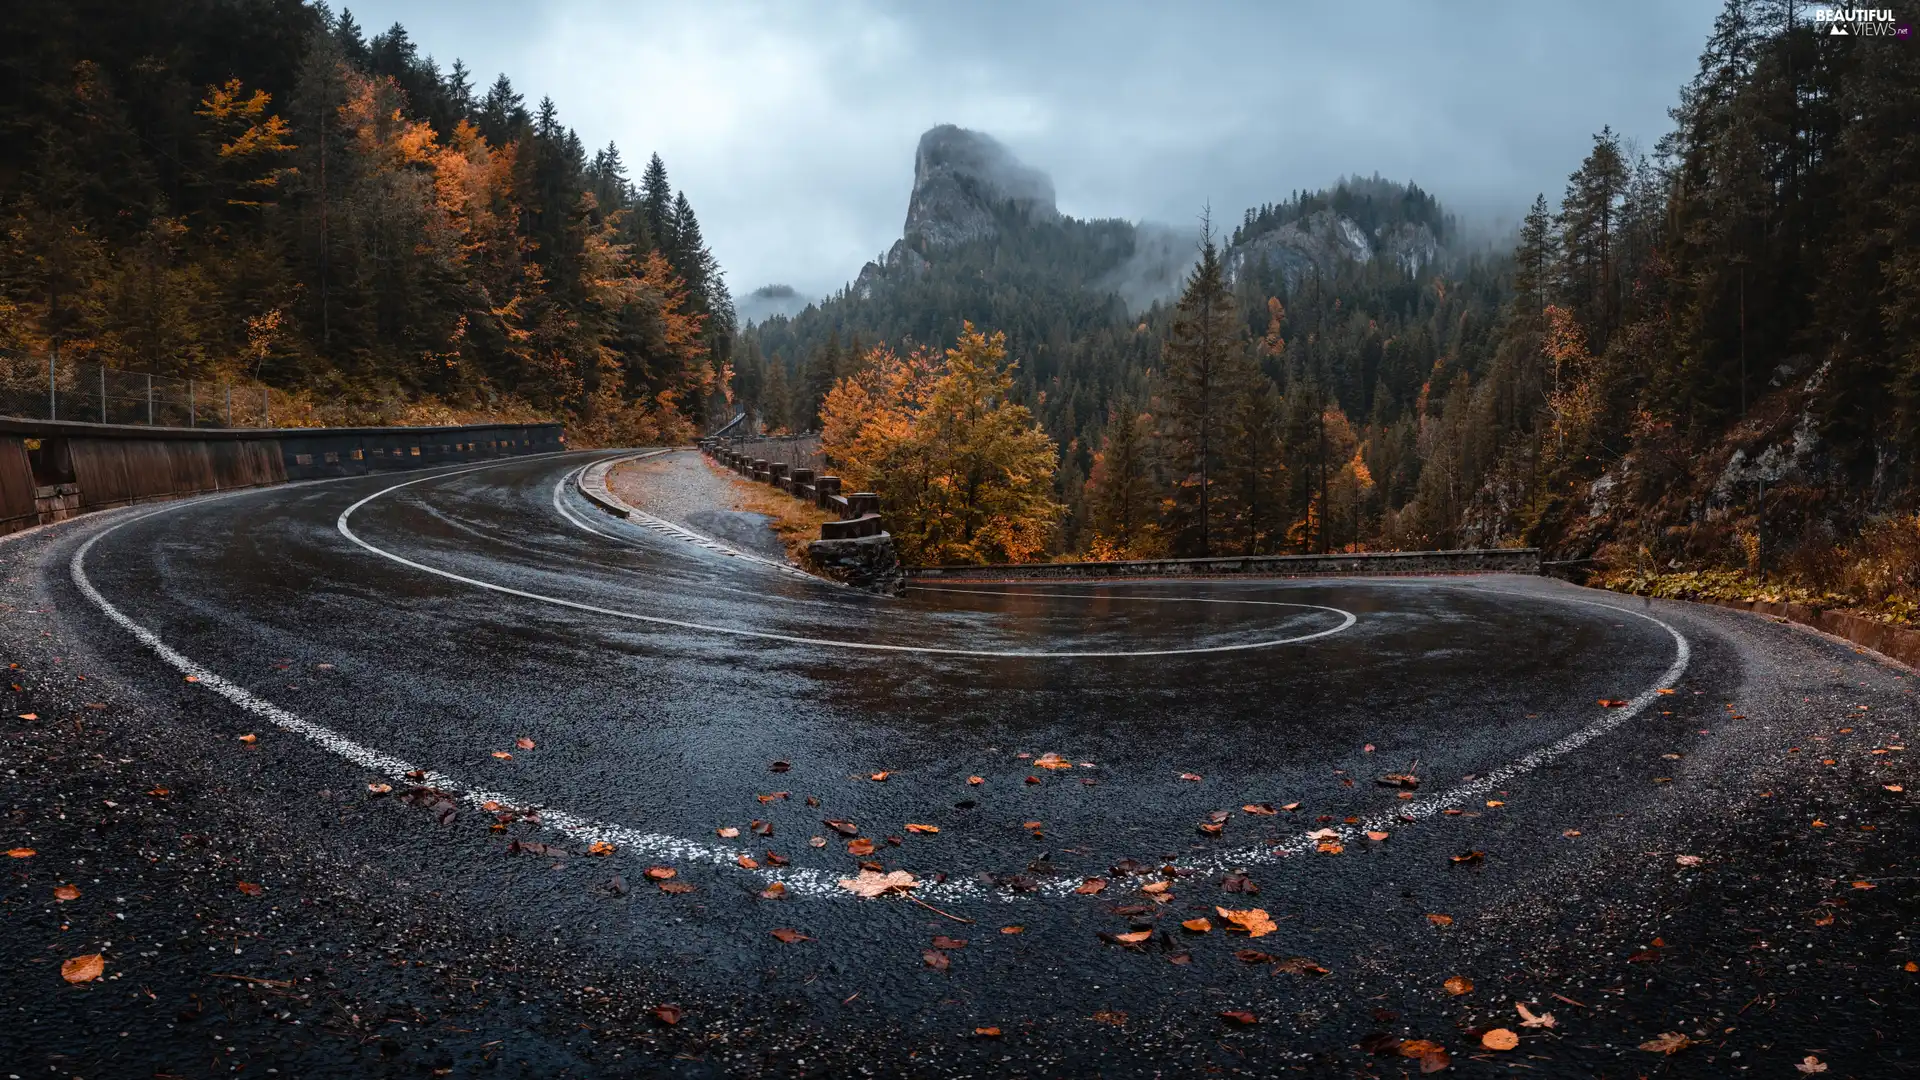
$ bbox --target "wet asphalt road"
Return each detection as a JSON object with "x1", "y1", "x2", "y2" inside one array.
[{"x1": 1, "y1": 451, "x2": 1914, "y2": 1078}]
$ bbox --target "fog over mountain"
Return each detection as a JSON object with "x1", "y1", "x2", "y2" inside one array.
[{"x1": 340, "y1": 0, "x2": 1720, "y2": 304}]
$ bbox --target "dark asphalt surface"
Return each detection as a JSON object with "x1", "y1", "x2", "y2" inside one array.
[{"x1": 1, "y1": 451, "x2": 1914, "y2": 1078}]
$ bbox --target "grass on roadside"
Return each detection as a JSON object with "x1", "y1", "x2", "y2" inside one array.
[{"x1": 702, "y1": 458, "x2": 836, "y2": 567}]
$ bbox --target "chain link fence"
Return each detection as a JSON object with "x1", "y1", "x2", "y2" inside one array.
[{"x1": 0, "y1": 353, "x2": 276, "y2": 428}]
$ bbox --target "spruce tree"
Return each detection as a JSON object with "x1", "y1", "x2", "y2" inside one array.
[{"x1": 1159, "y1": 220, "x2": 1243, "y2": 557}]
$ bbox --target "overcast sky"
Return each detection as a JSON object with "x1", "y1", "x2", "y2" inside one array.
[{"x1": 342, "y1": 0, "x2": 1721, "y2": 302}]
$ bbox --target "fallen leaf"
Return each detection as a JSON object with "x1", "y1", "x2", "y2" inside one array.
[
  {"x1": 658, "y1": 881, "x2": 695, "y2": 894},
  {"x1": 1035, "y1": 752, "x2": 1072, "y2": 770},
  {"x1": 17, "y1": 712, "x2": 36, "y2": 720},
  {"x1": 589, "y1": 841, "x2": 616, "y2": 856},
  {"x1": 61, "y1": 954, "x2": 104, "y2": 984},
  {"x1": 490, "y1": 749, "x2": 512, "y2": 760},
  {"x1": 1280, "y1": 801, "x2": 1300, "y2": 811},
  {"x1": 1140, "y1": 880, "x2": 1170, "y2": 895},
  {"x1": 1110, "y1": 930, "x2": 1152, "y2": 946},
  {"x1": 1563, "y1": 829, "x2": 1582, "y2": 837},
  {"x1": 1796, "y1": 1055, "x2": 1828, "y2": 1074},
  {"x1": 7, "y1": 848, "x2": 35, "y2": 858},
  {"x1": 870, "y1": 771, "x2": 890, "y2": 782},
  {"x1": 237, "y1": 881, "x2": 264, "y2": 896},
  {"x1": 1317, "y1": 840, "x2": 1345, "y2": 854},
  {"x1": 1366, "y1": 830, "x2": 1390, "y2": 841},
  {"x1": 1025, "y1": 775, "x2": 1040, "y2": 784},
  {"x1": 975, "y1": 1026, "x2": 1002, "y2": 1037},
  {"x1": 1181, "y1": 917, "x2": 1212, "y2": 932},
  {"x1": 1219, "y1": 1010, "x2": 1257, "y2": 1025},
  {"x1": 53, "y1": 883, "x2": 80, "y2": 902},
  {"x1": 837, "y1": 869, "x2": 917, "y2": 898},
  {"x1": 769, "y1": 928, "x2": 811, "y2": 943},
  {"x1": 1449, "y1": 850, "x2": 1485, "y2": 864},
  {"x1": 1443, "y1": 976, "x2": 1473, "y2": 996},
  {"x1": 750, "y1": 819, "x2": 773, "y2": 836},
  {"x1": 1852, "y1": 880, "x2": 1877, "y2": 889},
  {"x1": 1657, "y1": 688, "x2": 1675, "y2": 694},
  {"x1": 824, "y1": 819, "x2": 860, "y2": 836},
  {"x1": 184, "y1": 675, "x2": 199, "y2": 683},
  {"x1": 1482, "y1": 1028, "x2": 1519, "y2": 1051},
  {"x1": 651, "y1": 1004, "x2": 681, "y2": 1025},
  {"x1": 1075, "y1": 878, "x2": 1108, "y2": 895},
  {"x1": 1426, "y1": 913, "x2": 1453, "y2": 927},
  {"x1": 1001, "y1": 925, "x2": 1024, "y2": 935},
  {"x1": 148, "y1": 787, "x2": 171, "y2": 797},
  {"x1": 1597, "y1": 698, "x2": 1628, "y2": 707},
  {"x1": 931, "y1": 935, "x2": 967, "y2": 949},
  {"x1": 1242, "y1": 803, "x2": 1277, "y2": 815},
  {"x1": 238, "y1": 734, "x2": 259, "y2": 744},
  {"x1": 1515, "y1": 1002, "x2": 1556, "y2": 1028},
  {"x1": 1398, "y1": 1039, "x2": 1445, "y2": 1058},
  {"x1": 1377, "y1": 773, "x2": 1420, "y2": 789},
  {"x1": 808, "y1": 837, "x2": 827, "y2": 848},
  {"x1": 756, "y1": 791, "x2": 790, "y2": 803},
  {"x1": 644, "y1": 866, "x2": 676, "y2": 881},
  {"x1": 1215, "y1": 907, "x2": 1277, "y2": 937},
  {"x1": 1091, "y1": 1009, "x2": 1128, "y2": 1026},
  {"x1": 769, "y1": 760, "x2": 791, "y2": 772},
  {"x1": 923, "y1": 949, "x2": 950, "y2": 970},
  {"x1": 716, "y1": 827, "x2": 740, "y2": 838},
  {"x1": 1638, "y1": 1032, "x2": 1693, "y2": 1054},
  {"x1": 1198, "y1": 822, "x2": 1224, "y2": 836},
  {"x1": 1419, "y1": 1048, "x2": 1451, "y2": 1073},
  {"x1": 846, "y1": 837, "x2": 875, "y2": 856},
  {"x1": 516, "y1": 737, "x2": 535, "y2": 750},
  {"x1": 735, "y1": 855, "x2": 759, "y2": 869},
  {"x1": 1273, "y1": 957, "x2": 1329, "y2": 975},
  {"x1": 1886, "y1": 784, "x2": 1905, "y2": 793},
  {"x1": 1675, "y1": 854, "x2": 1702, "y2": 867},
  {"x1": 905, "y1": 823, "x2": 940, "y2": 834},
  {"x1": 1178, "y1": 772, "x2": 1203, "y2": 781}
]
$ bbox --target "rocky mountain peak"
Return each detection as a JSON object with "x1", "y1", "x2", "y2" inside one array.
[{"x1": 903, "y1": 125, "x2": 1058, "y2": 248}]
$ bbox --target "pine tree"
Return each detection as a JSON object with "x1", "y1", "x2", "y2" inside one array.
[
  {"x1": 1085, "y1": 400, "x2": 1162, "y2": 557},
  {"x1": 640, "y1": 154, "x2": 673, "y2": 253},
  {"x1": 1159, "y1": 218, "x2": 1243, "y2": 557}
]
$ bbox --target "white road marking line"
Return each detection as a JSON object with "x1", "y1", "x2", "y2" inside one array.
[
  {"x1": 67, "y1": 455, "x2": 1689, "y2": 906},
  {"x1": 338, "y1": 461, "x2": 1359, "y2": 658}
]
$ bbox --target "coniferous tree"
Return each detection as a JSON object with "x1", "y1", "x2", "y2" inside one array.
[{"x1": 1159, "y1": 220, "x2": 1244, "y2": 557}]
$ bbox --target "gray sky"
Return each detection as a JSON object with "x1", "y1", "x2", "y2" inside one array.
[{"x1": 343, "y1": 1, "x2": 1722, "y2": 301}]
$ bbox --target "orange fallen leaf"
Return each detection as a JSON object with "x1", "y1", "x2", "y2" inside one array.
[
  {"x1": 716, "y1": 827, "x2": 740, "y2": 838},
  {"x1": 975, "y1": 1026, "x2": 1002, "y2": 1037},
  {"x1": 17, "y1": 713, "x2": 36, "y2": 721},
  {"x1": 1366, "y1": 830, "x2": 1390, "y2": 841},
  {"x1": 967, "y1": 776, "x2": 983, "y2": 786},
  {"x1": 367, "y1": 782, "x2": 391, "y2": 794},
  {"x1": 846, "y1": 837, "x2": 875, "y2": 856},
  {"x1": 769, "y1": 928, "x2": 811, "y2": 943},
  {"x1": 1851, "y1": 880, "x2": 1877, "y2": 889},
  {"x1": 1140, "y1": 880, "x2": 1170, "y2": 895},
  {"x1": 1178, "y1": 772, "x2": 1202, "y2": 781},
  {"x1": 1515, "y1": 1001, "x2": 1556, "y2": 1028},
  {"x1": 1885, "y1": 784, "x2": 1905, "y2": 793},
  {"x1": 759, "y1": 881, "x2": 787, "y2": 900},
  {"x1": 1219, "y1": 1010, "x2": 1257, "y2": 1025},
  {"x1": 904, "y1": 823, "x2": 940, "y2": 834},
  {"x1": 1074, "y1": 878, "x2": 1108, "y2": 895},
  {"x1": 1111, "y1": 930, "x2": 1152, "y2": 945},
  {"x1": 1486, "y1": 800, "x2": 1505, "y2": 807},
  {"x1": 1811, "y1": 820, "x2": 1828, "y2": 828},
  {"x1": 1000, "y1": 925, "x2": 1024, "y2": 935},
  {"x1": 1280, "y1": 801, "x2": 1300, "y2": 811},
  {"x1": 1216, "y1": 907, "x2": 1277, "y2": 937},
  {"x1": 490, "y1": 750, "x2": 511, "y2": 760},
  {"x1": 1563, "y1": 829, "x2": 1582, "y2": 837},
  {"x1": 1181, "y1": 918, "x2": 1212, "y2": 932},
  {"x1": 1317, "y1": 840, "x2": 1345, "y2": 854},
  {"x1": 1034, "y1": 752, "x2": 1072, "y2": 770},
  {"x1": 1426, "y1": 913, "x2": 1453, "y2": 926},
  {"x1": 7, "y1": 848, "x2": 35, "y2": 858},
  {"x1": 1481, "y1": 1028, "x2": 1519, "y2": 1051},
  {"x1": 644, "y1": 867, "x2": 676, "y2": 881},
  {"x1": 516, "y1": 737, "x2": 535, "y2": 750},
  {"x1": 1398, "y1": 1039, "x2": 1445, "y2": 1057},
  {"x1": 589, "y1": 841, "x2": 616, "y2": 856},
  {"x1": 238, "y1": 734, "x2": 258, "y2": 744},
  {"x1": 148, "y1": 786, "x2": 171, "y2": 797},
  {"x1": 837, "y1": 869, "x2": 917, "y2": 898},
  {"x1": 1905, "y1": 961, "x2": 1918, "y2": 972},
  {"x1": 61, "y1": 954, "x2": 104, "y2": 984},
  {"x1": 184, "y1": 676, "x2": 199, "y2": 683},
  {"x1": 237, "y1": 881, "x2": 264, "y2": 896},
  {"x1": 870, "y1": 771, "x2": 890, "y2": 782},
  {"x1": 651, "y1": 1004, "x2": 682, "y2": 1025},
  {"x1": 736, "y1": 855, "x2": 759, "y2": 869},
  {"x1": 1449, "y1": 850, "x2": 1485, "y2": 864},
  {"x1": 1443, "y1": 975, "x2": 1474, "y2": 996},
  {"x1": 52, "y1": 883, "x2": 80, "y2": 902},
  {"x1": 923, "y1": 949, "x2": 950, "y2": 970},
  {"x1": 1198, "y1": 822, "x2": 1224, "y2": 836},
  {"x1": 1638, "y1": 1031, "x2": 1692, "y2": 1054}
]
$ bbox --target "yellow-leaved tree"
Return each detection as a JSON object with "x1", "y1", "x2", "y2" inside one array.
[{"x1": 820, "y1": 323, "x2": 1062, "y2": 565}]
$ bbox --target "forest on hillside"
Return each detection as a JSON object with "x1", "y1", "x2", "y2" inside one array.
[
  {"x1": 0, "y1": 0, "x2": 734, "y2": 437},
  {"x1": 741, "y1": 1, "x2": 1920, "y2": 613}
]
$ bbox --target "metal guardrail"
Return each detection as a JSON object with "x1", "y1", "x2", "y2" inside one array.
[{"x1": 0, "y1": 354, "x2": 276, "y2": 428}]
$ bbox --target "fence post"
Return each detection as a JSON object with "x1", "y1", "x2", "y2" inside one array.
[
  {"x1": 99, "y1": 365, "x2": 106, "y2": 423},
  {"x1": 188, "y1": 380, "x2": 195, "y2": 428},
  {"x1": 146, "y1": 374, "x2": 153, "y2": 425}
]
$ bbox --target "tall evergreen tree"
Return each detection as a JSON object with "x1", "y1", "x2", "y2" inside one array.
[{"x1": 1159, "y1": 220, "x2": 1244, "y2": 557}]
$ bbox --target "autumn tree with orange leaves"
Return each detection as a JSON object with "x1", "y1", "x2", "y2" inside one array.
[{"x1": 821, "y1": 324, "x2": 1062, "y2": 565}]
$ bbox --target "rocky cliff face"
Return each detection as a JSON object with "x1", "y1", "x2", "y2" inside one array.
[
  {"x1": 1228, "y1": 209, "x2": 1440, "y2": 289},
  {"x1": 902, "y1": 125, "x2": 1058, "y2": 248}
]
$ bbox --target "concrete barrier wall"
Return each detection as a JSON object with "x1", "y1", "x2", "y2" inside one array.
[
  {"x1": 909, "y1": 547, "x2": 1543, "y2": 581},
  {"x1": 0, "y1": 416, "x2": 564, "y2": 536}
]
